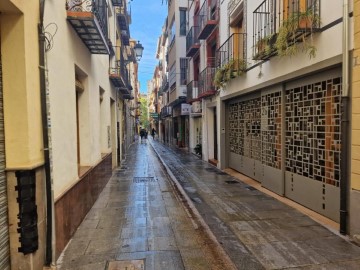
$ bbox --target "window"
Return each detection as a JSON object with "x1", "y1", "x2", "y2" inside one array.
[
  {"x1": 180, "y1": 58, "x2": 188, "y2": 85},
  {"x1": 169, "y1": 63, "x2": 176, "y2": 88},
  {"x1": 180, "y1": 8, "x2": 187, "y2": 36},
  {"x1": 169, "y1": 19, "x2": 176, "y2": 45}
]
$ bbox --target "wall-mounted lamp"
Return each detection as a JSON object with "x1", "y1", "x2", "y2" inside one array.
[{"x1": 134, "y1": 41, "x2": 144, "y2": 61}]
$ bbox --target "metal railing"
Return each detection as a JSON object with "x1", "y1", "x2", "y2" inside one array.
[
  {"x1": 198, "y1": 0, "x2": 219, "y2": 34},
  {"x1": 160, "y1": 106, "x2": 172, "y2": 118},
  {"x1": 162, "y1": 75, "x2": 169, "y2": 92},
  {"x1": 198, "y1": 57, "x2": 216, "y2": 97},
  {"x1": 253, "y1": 0, "x2": 320, "y2": 59},
  {"x1": 187, "y1": 80, "x2": 199, "y2": 101},
  {"x1": 66, "y1": 0, "x2": 108, "y2": 39},
  {"x1": 216, "y1": 33, "x2": 247, "y2": 68},
  {"x1": 186, "y1": 26, "x2": 200, "y2": 53}
]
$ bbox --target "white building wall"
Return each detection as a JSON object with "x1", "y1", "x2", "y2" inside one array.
[
  {"x1": 221, "y1": 0, "x2": 346, "y2": 99},
  {"x1": 44, "y1": 0, "x2": 116, "y2": 198}
]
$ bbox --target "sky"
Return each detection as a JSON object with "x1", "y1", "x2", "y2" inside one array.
[{"x1": 129, "y1": 0, "x2": 168, "y2": 94}]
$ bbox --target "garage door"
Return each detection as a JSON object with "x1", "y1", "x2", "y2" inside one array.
[{"x1": 227, "y1": 68, "x2": 341, "y2": 222}]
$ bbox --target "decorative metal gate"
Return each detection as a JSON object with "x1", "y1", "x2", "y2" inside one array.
[
  {"x1": 227, "y1": 69, "x2": 342, "y2": 221},
  {"x1": 228, "y1": 94, "x2": 262, "y2": 181},
  {"x1": 285, "y1": 73, "x2": 342, "y2": 221},
  {"x1": 0, "y1": 55, "x2": 10, "y2": 269}
]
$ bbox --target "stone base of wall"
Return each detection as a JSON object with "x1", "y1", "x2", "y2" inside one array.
[{"x1": 55, "y1": 154, "x2": 112, "y2": 257}]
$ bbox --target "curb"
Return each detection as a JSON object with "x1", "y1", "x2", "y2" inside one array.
[{"x1": 149, "y1": 140, "x2": 237, "y2": 270}]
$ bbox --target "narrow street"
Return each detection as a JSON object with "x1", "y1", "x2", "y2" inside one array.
[
  {"x1": 57, "y1": 139, "x2": 360, "y2": 270},
  {"x1": 57, "y1": 139, "x2": 235, "y2": 270}
]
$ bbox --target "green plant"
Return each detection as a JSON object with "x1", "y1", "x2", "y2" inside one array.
[
  {"x1": 253, "y1": 33, "x2": 277, "y2": 60},
  {"x1": 214, "y1": 59, "x2": 247, "y2": 88},
  {"x1": 274, "y1": 7, "x2": 320, "y2": 59}
]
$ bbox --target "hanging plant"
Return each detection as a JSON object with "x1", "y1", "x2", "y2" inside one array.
[
  {"x1": 214, "y1": 59, "x2": 248, "y2": 88},
  {"x1": 274, "y1": 7, "x2": 320, "y2": 59},
  {"x1": 253, "y1": 33, "x2": 277, "y2": 60}
]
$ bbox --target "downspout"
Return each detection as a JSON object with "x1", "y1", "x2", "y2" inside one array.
[
  {"x1": 340, "y1": 0, "x2": 349, "y2": 235},
  {"x1": 39, "y1": 0, "x2": 56, "y2": 267}
]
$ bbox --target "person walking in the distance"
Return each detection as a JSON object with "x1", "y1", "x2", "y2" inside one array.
[
  {"x1": 140, "y1": 128, "x2": 147, "y2": 143},
  {"x1": 151, "y1": 128, "x2": 156, "y2": 140}
]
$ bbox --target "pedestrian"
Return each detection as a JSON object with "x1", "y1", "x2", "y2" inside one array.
[
  {"x1": 140, "y1": 128, "x2": 146, "y2": 143},
  {"x1": 151, "y1": 128, "x2": 156, "y2": 139}
]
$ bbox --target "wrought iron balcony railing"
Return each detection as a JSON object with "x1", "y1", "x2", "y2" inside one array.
[
  {"x1": 186, "y1": 26, "x2": 200, "y2": 57},
  {"x1": 66, "y1": 0, "x2": 109, "y2": 54},
  {"x1": 117, "y1": 6, "x2": 131, "y2": 46},
  {"x1": 198, "y1": 0, "x2": 219, "y2": 40},
  {"x1": 216, "y1": 33, "x2": 247, "y2": 68},
  {"x1": 109, "y1": 55, "x2": 132, "y2": 95},
  {"x1": 111, "y1": 0, "x2": 122, "y2": 7},
  {"x1": 160, "y1": 106, "x2": 172, "y2": 119},
  {"x1": 186, "y1": 80, "x2": 199, "y2": 103},
  {"x1": 161, "y1": 75, "x2": 169, "y2": 92},
  {"x1": 253, "y1": 0, "x2": 320, "y2": 60},
  {"x1": 198, "y1": 57, "x2": 217, "y2": 98}
]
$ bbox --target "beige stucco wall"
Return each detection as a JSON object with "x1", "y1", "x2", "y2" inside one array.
[
  {"x1": 44, "y1": 1, "x2": 116, "y2": 199},
  {"x1": 352, "y1": 0, "x2": 360, "y2": 191},
  {"x1": 1, "y1": 0, "x2": 44, "y2": 169}
]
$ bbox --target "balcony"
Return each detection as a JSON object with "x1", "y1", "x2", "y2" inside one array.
[
  {"x1": 198, "y1": 58, "x2": 217, "y2": 98},
  {"x1": 109, "y1": 60, "x2": 132, "y2": 95},
  {"x1": 198, "y1": 0, "x2": 219, "y2": 40},
  {"x1": 117, "y1": 8, "x2": 130, "y2": 46},
  {"x1": 253, "y1": 0, "x2": 320, "y2": 60},
  {"x1": 186, "y1": 81, "x2": 199, "y2": 104},
  {"x1": 109, "y1": 68, "x2": 124, "y2": 88},
  {"x1": 111, "y1": 0, "x2": 122, "y2": 6},
  {"x1": 186, "y1": 26, "x2": 200, "y2": 57},
  {"x1": 66, "y1": 0, "x2": 110, "y2": 54},
  {"x1": 161, "y1": 75, "x2": 169, "y2": 92},
  {"x1": 214, "y1": 33, "x2": 247, "y2": 87},
  {"x1": 160, "y1": 106, "x2": 172, "y2": 119}
]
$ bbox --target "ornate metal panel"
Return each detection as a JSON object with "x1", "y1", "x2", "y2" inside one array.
[
  {"x1": 229, "y1": 97, "x2": 261, "y2": 161},
  {"x1": 285, "y1": 77, "x2": 342, "y2": 187},
  {"x1": 261, "y1": 91, "x2": 282, "y2": 169}
]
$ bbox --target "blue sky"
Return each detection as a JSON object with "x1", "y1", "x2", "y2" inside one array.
[{"x1": 129, "y1": 0, "x2": 167, "y2": 94}]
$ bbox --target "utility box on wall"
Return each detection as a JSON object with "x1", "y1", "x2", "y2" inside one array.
[{"x1": 15, "y1": 170, "x2": 38, "y2": 254}]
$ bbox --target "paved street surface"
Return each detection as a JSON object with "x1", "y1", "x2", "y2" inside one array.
[
  {"x1": 58, "y1": 139, "x2": 360, "y2": 269},
  {"x1": 57, "y1": 140, "x2": 234, "y2": 270}
]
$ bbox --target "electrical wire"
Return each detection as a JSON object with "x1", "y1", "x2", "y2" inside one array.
[{"x1": 44, "y1": 23, "x2": 58, "y2": 52}]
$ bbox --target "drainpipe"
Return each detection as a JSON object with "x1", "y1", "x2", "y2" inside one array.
[
  {"x1": 39, "y1": 0, "x2": 56, "y2": 267},
  {"x1": 340, "y1": 0, "x2": 349, "y2": 235}
]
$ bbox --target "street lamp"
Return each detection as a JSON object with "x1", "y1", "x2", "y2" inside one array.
[{"x1": 134, "y1": 41, "x2": 144, "y2": 61}]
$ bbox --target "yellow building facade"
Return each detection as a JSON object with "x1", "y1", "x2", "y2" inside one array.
[
  {"x1": 1, "y1": 0, "x2": 47, "y2": 269},
  {"x1": 351, "y1": 0, "x2": 360, "y2": 243}
]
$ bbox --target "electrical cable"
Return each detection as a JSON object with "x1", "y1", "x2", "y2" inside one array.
[{"x1": 43, "y1": 23, "x2": 58, "y2": 52}]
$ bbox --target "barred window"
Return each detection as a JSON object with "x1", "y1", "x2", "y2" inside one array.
[{"x1": 180, "y1": 58, "x2": 188, "y2": 85}]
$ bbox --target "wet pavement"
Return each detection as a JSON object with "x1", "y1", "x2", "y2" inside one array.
[
  {"x1": 150, "y1": 140, "x2": 360, "y2": 270},
  {"x1": 57, "y1": 139, "x2": 360, "y2": 269},
  {"x1": 57, "y1": 140, "x2": 234, "y2": 270}
]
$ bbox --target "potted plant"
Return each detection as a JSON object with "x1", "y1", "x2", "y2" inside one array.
[
  {"x1": 274, "y1": 7, "x2": 320, "y2": 58},
  {"x1": 214, "y1": 59, "x2": 247, "y2": 88},
  {"x1": 253, "y1": 33, "x2": 277, "y2": 60}
]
